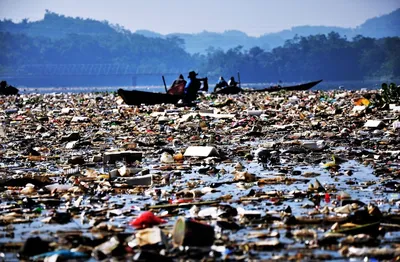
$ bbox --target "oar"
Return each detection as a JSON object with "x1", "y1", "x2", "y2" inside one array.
[
  {"x1": 237, "y1": 72, "x2": 241, "y2": 88},
  {"x1": 162, "y1": 76, "x2": 168, "y2": 93}
]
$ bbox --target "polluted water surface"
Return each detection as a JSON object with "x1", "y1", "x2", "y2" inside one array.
[{"x1": 0, "y1": 88, "x2": 399, "y2": 261}]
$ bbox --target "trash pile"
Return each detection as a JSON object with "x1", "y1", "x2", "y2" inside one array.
[{"x1": 0, "y1": 88, "x2": 399, "y2": 261}]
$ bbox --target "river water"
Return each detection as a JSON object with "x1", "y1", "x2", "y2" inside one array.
[
  {"x1": 1, "y1": 85, "x2": 399, "y2": 261},
  {"x1": 16, "y1": 79, "x2": 398, "y2": 94}
]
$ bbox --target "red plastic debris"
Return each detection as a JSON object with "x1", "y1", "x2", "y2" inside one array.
[
  {"x1": 325, "y1": 193, "x2": 331, "y2": 203},
  {"x1": 170, "y1": 198, "x2": 195, "y2": 204},
  {"x1": 129, "y1": 211, "x2": 166, "y2": 229}
]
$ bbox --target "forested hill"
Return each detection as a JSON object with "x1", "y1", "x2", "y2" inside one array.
[
  {"x1": 0, "y1": 10, "x2": 399, "y2": 85},
  {"x1": 0, "y1": 11, "x2": 195, "y2": 79},
  {"x1": 1, "y1": 8, "x2": 399, "y2": 53},
  {"x1": 0, "y1": 11, "x2": 120, "y2": 38},
  {"x1": 136, "y1": 8, "x2": 400, "y2": 53}
]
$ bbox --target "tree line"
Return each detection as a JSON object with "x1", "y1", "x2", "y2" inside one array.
[
  {"x1": 199, "y1": 32, "x2": 400, "y2": 82},
  {"x1": 1, "y1": 26, "x2": 399, "y2": 83}
]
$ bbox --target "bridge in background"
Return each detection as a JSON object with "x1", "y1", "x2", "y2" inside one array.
[
  {"x1": 0, "y1": 64, "x2": 185, "y2": 77},
  {"x1": 0, "y1": 64, "x2": 189, "y2": 87}
]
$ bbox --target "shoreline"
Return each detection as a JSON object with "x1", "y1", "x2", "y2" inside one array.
[{"x1": 9, "y1": 79, "x2": 400, "y2": 94}]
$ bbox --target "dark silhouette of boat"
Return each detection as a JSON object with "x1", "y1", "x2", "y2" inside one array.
[
  {"x1": 117, "y1": 79, "x2": 323, "y2": 106},
  {"x1": 214, "y1": 79, "x2": 323, "y2": 95},
  {"x1": 118, "y1": 89, "x2": 184, "y2": 106},
  {"x1": 0, "y1": 81, "x2": 19, "y2": 96}
]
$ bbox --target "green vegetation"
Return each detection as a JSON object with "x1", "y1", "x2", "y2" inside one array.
[
  {"x1": 199, "y1": 33, "x2": 400, "y2": 81},
  {"x1": 0, "y1": 11, "x2": 400, "y2": 84},
  {"x1": 381, "y1": 82, "x2": 400, "y2": 104}
]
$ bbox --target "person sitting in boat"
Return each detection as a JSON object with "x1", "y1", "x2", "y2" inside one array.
[
  {"x1": 228, "y1": 76, "x2": 238, "y2": 87},
  {"x1": 167, "y1": 74, "x2": 187, "y2": 95},
  {"x1": 184, "y1": 71, "x2": 207, "y2": 103},
  {"x1": 213, "y1": 76, "x2": 228, "y2": 93}
]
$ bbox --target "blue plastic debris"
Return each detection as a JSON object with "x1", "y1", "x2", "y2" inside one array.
[{"x1": 32, "y1": 250, "x2": 89, "y2": 261}]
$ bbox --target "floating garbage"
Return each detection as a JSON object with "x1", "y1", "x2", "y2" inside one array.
[
  {"x1": 103, "y1": 150, "x2": 143, "y2": 164},
  {"x1": 131, "y1": 227, "x2": 168, "y2": 247},
  {"x1": 184, "y1": 146, "x2": 219, "y2": 157},
  {"x1": 130, "y1": 211, "x2": 166, "y2": 229},
  {"x1": 0, "y1": 88, "x2": 399, "y2": 261},
  {"x1": 125, "y1": 174, "x2": 153, "y2": 186},
  {"x1": 172, "y1": 217, "x2": 215, "y2": 247},
  {"x1": 32, "y1": 250, "x2": 90, "y2": 261},
  {"x1": 364, "y1": 120, "x2": 383, "y2": 128}
]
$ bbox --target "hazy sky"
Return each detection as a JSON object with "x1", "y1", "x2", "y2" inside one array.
[{"x1": 0, "y1": 0, "x2": 399, "y2": 36}]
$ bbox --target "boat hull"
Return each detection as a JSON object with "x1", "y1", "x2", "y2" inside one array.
[
  {"x1": 0, "y1": 86, "x2": 19, "y2": 96},
  {"x1": 118, "y1": 89, "x2": 184, "y2": 106},
  {"x1": 272, "y1": 79, "x2": 323, "y2": 92},
  {"x1": 214, "y1": 80, "x2": 323, "y2": 95}
]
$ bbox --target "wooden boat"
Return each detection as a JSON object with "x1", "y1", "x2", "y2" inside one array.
[
  {"x1": 117, "y1": 89, "x2": 184, "y2": 106},
  {"x1": 118, "y1": 76, "x2": 208, "y2": 106},
  {"x1": 118, "y1": 79, "x2": 323, "y2": 105},
  {"x1": 214, "y1": 79, "x2": 323, "y2": 95},
  {"x1": 0, "y1": 85, "x2": 19, "y2": 96}
]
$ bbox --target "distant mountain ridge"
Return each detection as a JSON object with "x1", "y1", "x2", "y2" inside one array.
[
  {"x1": 136, "y1": 8, "x2": 400, "y2": 53},
  {"x1": 0, "y1": 8, "x2": 399, "y2": 54}
]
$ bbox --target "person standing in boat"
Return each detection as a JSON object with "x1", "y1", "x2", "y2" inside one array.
[
  {"x1": 184, "y1": 71, "x2": 207, "y2": 103},
  {"x1": 167, "y1": 74, "x2": 187, "y2": 95}
]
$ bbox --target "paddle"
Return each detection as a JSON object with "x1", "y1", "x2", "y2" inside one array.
[
  {"x1": 162, "y1": 76, "x2": 168, "y2": 93},
  {"x1": 237, "y1": 72, "x2": 241, "y2": 88}
]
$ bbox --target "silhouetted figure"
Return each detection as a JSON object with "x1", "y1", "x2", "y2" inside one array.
[
  {"x1": 184, "y1": 71, "x2": 207, "y2": 103},
  {"x1": 228, "y1": 76, "x2": 238, "y2": 87},
  {"x1": 213, "y1": 76, "x2": 228, "y2": 92},
  {"x1": 167, "y1": 74, "x2": 187, "y2": 95}
]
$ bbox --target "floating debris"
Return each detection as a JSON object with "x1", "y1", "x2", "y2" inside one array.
[{"x1": 0, "y1": 88, "x2": 399, "y2": 261}]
